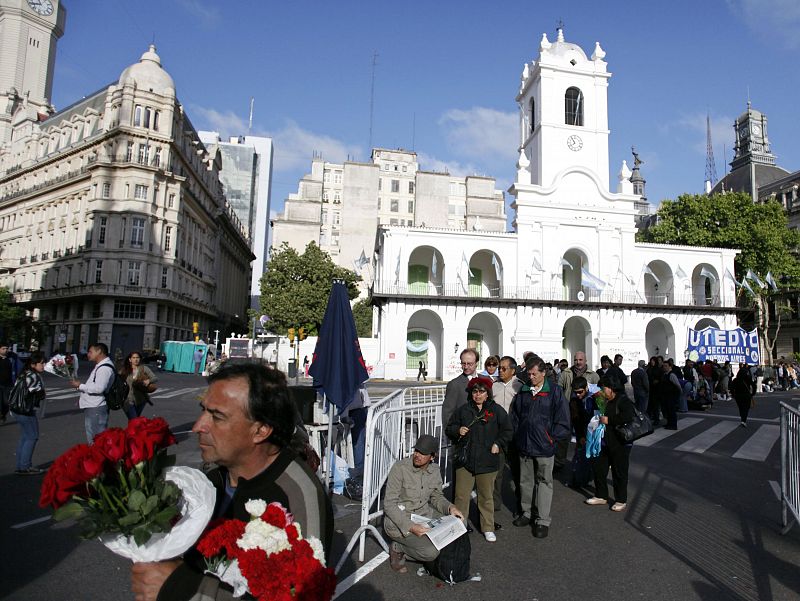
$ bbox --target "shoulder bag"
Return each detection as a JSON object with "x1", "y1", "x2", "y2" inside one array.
[{"x1": 615, "y1": 401, "x2": 654, "y2": 443}]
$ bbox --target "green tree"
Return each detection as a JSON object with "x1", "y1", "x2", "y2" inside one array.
[
  {"x1": 260, "y1": 242, "x2": 361, "y2": 335},
  {"x1": 0, "y1": 287, "x2": 31, "y2": 344},
  {"x1": 352, "y1": 298, "x2": 374, "y2": 338},
  {"x1": 641, "y1": 191, "x2": 800, "y2": 361}
]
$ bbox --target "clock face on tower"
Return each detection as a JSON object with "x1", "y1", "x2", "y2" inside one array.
[
  {"x1": 566, "y1": 134, "x2": 583, "y2": 151},
  {"x1": 27, "y1": 0, "x2": 54, "y2": 16},
  {"x1": 752, "y1": 124, "x2": 762, "y2": 137}
]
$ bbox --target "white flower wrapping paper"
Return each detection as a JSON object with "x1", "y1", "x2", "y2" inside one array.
[{"x1": 100, "y1": 466, "x2": 216, "y2": 562}]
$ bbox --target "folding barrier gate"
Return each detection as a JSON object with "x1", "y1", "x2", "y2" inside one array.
[
  {"x1": 780, "y1": 401, "x2": 800, "y2": 534},
  {"x1": 335, "y1": 385, "x2": 448, "y2": 573}
]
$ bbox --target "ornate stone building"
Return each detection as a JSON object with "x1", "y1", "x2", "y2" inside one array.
[{"x1": 0, "y1": 0, "x2": 252, "y2": 354}]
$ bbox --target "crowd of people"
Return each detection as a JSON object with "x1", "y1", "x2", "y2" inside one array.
[{"x1": 383, "y1": 347, "x2": 798, "y2": 575}]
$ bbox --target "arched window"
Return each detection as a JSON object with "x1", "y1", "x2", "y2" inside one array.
[
  {"x1": 565, "y1": 87, "x2": 583, "y2": 126},
  {"x1": 529, "y1": 97, "x2": 536, "y2": 134}
]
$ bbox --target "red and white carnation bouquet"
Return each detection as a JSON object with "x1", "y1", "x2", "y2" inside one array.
[
  {"x1": 198, "y1": 500, "x2": 336, "y2": 601},
  {"x1": 39, "y1": 417, "x2": 216, "y2": 562}
]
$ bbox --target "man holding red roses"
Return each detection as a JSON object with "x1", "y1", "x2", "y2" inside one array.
[{"x1": 131, "y1": 361, "x2": 332, "y2": 601}]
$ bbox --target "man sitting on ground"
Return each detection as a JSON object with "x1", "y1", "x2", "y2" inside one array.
[{"x1": 383, "y1": 435, "x2": 465, "y2": 573}]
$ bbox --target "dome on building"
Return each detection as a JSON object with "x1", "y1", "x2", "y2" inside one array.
[
  {"x1": 710, "y1": 163, "x2": 790, "y2": 196},
  {"x1": 118, "y1": 45, "x2": 175, "y2": 98}
]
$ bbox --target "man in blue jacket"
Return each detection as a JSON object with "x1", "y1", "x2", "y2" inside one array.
[{"x1": 509, "y1": 356, "x2": 570, "y2": 539}]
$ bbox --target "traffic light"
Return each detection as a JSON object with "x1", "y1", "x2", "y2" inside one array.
[
  {"x1": 288, "y1": 327, "x2": 295, "y2": 346},
  {"x1": 298, "y1": 327, "x2": 306, "y2": 341}
]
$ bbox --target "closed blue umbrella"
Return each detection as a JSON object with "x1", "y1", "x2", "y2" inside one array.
[{"x1": 309, "y1": 281, "x2": 369, "y2": 413}]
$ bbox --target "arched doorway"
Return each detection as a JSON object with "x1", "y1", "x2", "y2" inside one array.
[
  {"x1": 466, "y1": 311, "x2": 503, "y2": 363},
  {"x1": 694, "y1": 318, "x2": 720, "y2": 330},
  {"x1": 467, "y1": 250, "x2": 503, "y2": 298},
  {"x1": 562, "y1": 316, "x2": 593, "y2": 367},
  {"x1": 644, "y1": 260, "x2": 674, "y2": 304},
  {"x1": 645, "y1": 318, "x2": 676, "y2": 360},
  {"x1": 406, "y1": 310, "x2": 444, "y2": 379},
  {"x1": 692, "y1": 264, "x2": 720, "y2": 306},
  {"x1": 407, "y1": 245, "x2": 444, "y2": 295},
  {"x1": 561, "y1": 249, "x2": 588, "y2": 301}
]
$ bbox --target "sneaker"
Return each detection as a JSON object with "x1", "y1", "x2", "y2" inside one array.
[
  {"x1": 533, "y1": 524, "x2": 549, "y2": 538},
  {"x1": 585, "y1": 497, "x2": 607, "y2": 506},
  {"x1": 611, "y1": 502, "x2": 627, "y2": 512},
  {"x1": 484, "y1": 531, "x2": 496, "y2": 542},
  {"x1": 740, "y1": 421, "x2": 747, "y2": 428},
  {"x1": 14, "y1": 467, "x2": 42, "y2": 475}
]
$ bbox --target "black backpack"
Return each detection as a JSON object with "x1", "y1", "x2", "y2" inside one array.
[
  {"x1": 423, "y1": 532, "x2": 471, "y2": 584},
  {"x1": 96, "y1": 363, "x2": 130, "y2": 411}
]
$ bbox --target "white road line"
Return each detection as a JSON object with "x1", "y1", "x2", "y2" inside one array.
[
  {"x1": 46, "y1": 391, "x2": 77, "y2": 400},
  {"x1": 636, "y1": 417, "x2": 703, "y2": 447},
  {"x1": 332, "y1": 551, "x2": 388, "y2": 599},
  {"x1": 155, "y1": 387, "x2": 203, "y2": 399},
  {"x1": 732, "y1": 424, "x2": 780, "y2": 461},
  {"x1": 675, "y1": 420, "x2": 739, "y2": 454},
  {"x1": 11, "y1": 516, "x2": 51, "y2": 529}
]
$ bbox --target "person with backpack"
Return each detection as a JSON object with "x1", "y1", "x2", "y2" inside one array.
[
  {"x1": 11, "y1": 351, "x2": 46, "y2": 474},
  {"x1": 69, "y1": 342, "x2": 115, "y2": 443}
]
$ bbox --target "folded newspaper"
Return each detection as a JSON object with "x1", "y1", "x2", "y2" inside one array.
[{"x1": 410, "y1": 513, "x2": 467, "y2": 550}]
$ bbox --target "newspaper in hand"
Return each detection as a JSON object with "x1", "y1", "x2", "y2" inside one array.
[{"x1": 410, "y1": 513, "x2": 467, "y2": 550}]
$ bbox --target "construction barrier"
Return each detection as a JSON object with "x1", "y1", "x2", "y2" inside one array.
[
  {"x1": 335, "y1": 385, "x2": 448, "y2": 573},
  {"x1": 780, "y1": 401, "x2": 800, "y2": 534}
]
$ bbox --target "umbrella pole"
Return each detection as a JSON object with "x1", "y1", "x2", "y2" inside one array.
[{"x1": 326, "y1": 395, "x2": 335, "y2": 494}]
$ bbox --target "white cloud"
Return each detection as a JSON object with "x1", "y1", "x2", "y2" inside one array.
[
  {"x1": 175, "y1": 0, "x2": 220, "y2": 27},
  {"x1": 727, "y1": 0, "x2": 800, "y2": 49},
  {"x1": 661, "y1": 113, "x2": 734, "y2": 159},
  {"x1": 415, "y1": 151, "x2": 478, "y2": 177},
  {"x1": 266, "y1": 120, "x2": 362, "y2": 173},
  {"x1": 189, "y1": 106, "x2": 361, "y2": 174},
  {"x1": 438, "y1": 107, "x2": 518, "y2": 167},
  {"x1": 189, "y1": 106, "x2": 247, "y2": 137}
]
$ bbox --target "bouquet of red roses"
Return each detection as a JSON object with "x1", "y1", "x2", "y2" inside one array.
[
  {"x1": 40, "y1": 417, "x2": 216, "y2": 561},
  {"x1": 198, "y1": 500, "x2": 336, "y2": 601}
]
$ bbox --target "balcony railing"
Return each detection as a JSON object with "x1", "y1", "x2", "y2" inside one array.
[
  {"x1": 12, "y1": 283, "x2": 214, "y2": 312},
  {"x1": 371, "y1": 280, "x2": 736, "y2": 309}
]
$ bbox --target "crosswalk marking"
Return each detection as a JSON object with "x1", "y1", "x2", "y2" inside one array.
[
  {"x1": 636, "y1": 417, "x2": 703, "y2": 447},
  {"x1": 155, "y1": 387, "x2": 203, "y2": 399},
  {"x1": 732, "y1": 424, "x2": 780, "y2": 461},
  {"x1": 675, "y1": 420, "x2": 740, "y2": 454}
]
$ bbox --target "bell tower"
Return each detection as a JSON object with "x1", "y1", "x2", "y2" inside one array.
[
  {"x1": 0, "y1": 0, "x2": 67, "y2": 144},
  {"x1": 515, "y1": 27, "x2": 611, "y2": 191}
]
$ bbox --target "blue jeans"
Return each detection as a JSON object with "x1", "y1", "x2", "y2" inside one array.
[
  {"x1": 84, "y1": 405, "x2": 109, "y2": 443},
  {"x1": 125, "y1": 402, "x2": 143, "y2": 421},
  {"x1": 14, "y1": 412, "x2": 39, "y2": 470}
]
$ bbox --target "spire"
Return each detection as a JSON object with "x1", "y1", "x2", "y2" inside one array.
[
  {"x1": 629, "y1": 147, "x2": 646, "y2": 201},
  {"x1": 705, "y1": 113, "x2": 718, "y2": 192}
]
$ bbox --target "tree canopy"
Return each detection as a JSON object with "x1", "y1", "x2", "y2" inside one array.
[
  {"x1": 640, "y1": 192, "x2": 800, "y2": 284},
  {"x1": 0, "y1": 287, "x2": 32, "y2": 345},
  {"x1": 260, "y1": 242, "x2": 362, "y2": 335}
]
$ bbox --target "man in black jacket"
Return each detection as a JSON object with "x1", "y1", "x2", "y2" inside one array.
[
  {"x1": 442, "y1": 348, "x2": 479, "y2": 428},
  {"x1": 509, "y1": 357, "x2": 570, "y2": 539},
  {"x1": 131, "y1": 362, "x2": 332, "y2": 601}
]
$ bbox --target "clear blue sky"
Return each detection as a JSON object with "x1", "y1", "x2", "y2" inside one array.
[{"x1": 52, "y1": 0, "x2": 800, "y2": 222}]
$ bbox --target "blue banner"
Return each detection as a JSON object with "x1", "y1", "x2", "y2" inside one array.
[{"x1": 686, "y1": 327, "x2": 760, "y2": 365}]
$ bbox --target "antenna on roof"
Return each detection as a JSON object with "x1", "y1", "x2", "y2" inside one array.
[
  {"x1": 248, "y1": 97, "x2": 254, "y2": 135},
  {"x1": 369, "y1": 51, "x2": 378, "y2": 151},
  {"x1": 705, "y1": 112, "x2": 718, "y2": 191}
]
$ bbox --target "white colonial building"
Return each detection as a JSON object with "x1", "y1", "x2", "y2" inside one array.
[{"x1": 372, "y1": 29, "x2": 739, "y2": 380}]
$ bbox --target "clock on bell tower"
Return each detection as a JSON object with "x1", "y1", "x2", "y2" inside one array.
[
  {"x1": 515, "y1": 27, "x2": 611, "y2": 190},
  {"x1": 731, "y1": 102, "x2": 775, "y2": 171},
  {"x1": 0, "y1": 0, "x2": 66, "y2": 144}
]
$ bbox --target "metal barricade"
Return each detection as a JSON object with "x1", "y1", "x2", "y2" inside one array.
[
  {"x1": 780, "y1": 401, "x2": 800, "y2": 534},
  {"x1": 335, "y1": 385, "x2": 447, "y2": 573}
]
